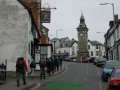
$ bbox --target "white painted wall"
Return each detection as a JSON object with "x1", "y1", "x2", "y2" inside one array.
[
  {"x1": 70, "y1": 42, "x2": 78, "y2": 57},
  {"x1": 0, "y1": 1, "x2": 33, "y2": 71}
]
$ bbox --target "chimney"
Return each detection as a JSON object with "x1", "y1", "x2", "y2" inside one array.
[
  {"x1": 114, "y1": 14, "x2": 118, "y2": 22},
  {"x1": 72, "y1": 38, "x2": 75, "y2": 41},
  {"x1": 109, "y1": 21, "x2": 114, "y2": 28}
]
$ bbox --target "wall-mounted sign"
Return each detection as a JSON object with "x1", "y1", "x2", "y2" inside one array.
[{"x1": 41, "y1": 10, "x2": 51, "y2": 23}]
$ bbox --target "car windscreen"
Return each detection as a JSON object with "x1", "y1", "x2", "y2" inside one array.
[
  {"x1": 113, "y1": 69, "x2": 120, "y2": 77},
  {"x1": 104, "y1": 62, "x2": 120, "y2": 69}
]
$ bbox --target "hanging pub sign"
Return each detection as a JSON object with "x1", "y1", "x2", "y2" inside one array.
[{"x1": 41, "y1": 10, "x2": 51, "y2": 23}]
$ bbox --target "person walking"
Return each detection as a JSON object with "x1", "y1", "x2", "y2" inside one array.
[
  {"x1": 39, "y1": 58, "x2": 46, "y2": 79},
  {"x1": 46, "y1": 58, "x2": 52, "y2": 75},
  {"x1": 29, "y1": 57, "x2": 36, "y2": 79},
  {"x1": 50, "y1": 56, "x2": 55, "y2": 74},
  {"x1": 55, "y1": 56, "x2": 60, "y2": 71},
  {"x1": 16, "y1": 57, "x2": 28, "y2": 87},
  {"x1": 59, "y1": 56, "x2": 63, "y2": 70}
]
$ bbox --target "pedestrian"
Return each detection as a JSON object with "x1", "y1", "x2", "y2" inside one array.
[
  {"x1": 16, "y1": 57, "x2": 28, "y2": 87},
  {"x1": 59, "y1": 56, "x2": 63, "y2": 70},
  {"x1": 29, "y1": 57, "x2": 36, "y2": 79},
  {"x1": 55, "y1": 56, "x2": 60, "y2": 71},
  {"x1": 39, "y1": 58, "x2": 46, "y2": 79},
  {"x1": 50, "y1": 56, "x2": 55, "y2": 74},
  {"x1": 46, "y1": 58, "x2": 52, "y2": 75}
]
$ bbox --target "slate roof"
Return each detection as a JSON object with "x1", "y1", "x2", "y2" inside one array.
[
  {"x1": 88, "y1": 40, "x2": 103, "y2": 45},
  {"x1": 59, "y1": 37, "x2": 69, "y2": 44},
  {"x1": 63, "y1": 40, "x2": 75, "y2": 47}
]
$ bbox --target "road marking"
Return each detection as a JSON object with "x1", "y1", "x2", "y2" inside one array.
[
  {"x1": 96, "y1": 67, "x2": 102, "y2": 90},
  {"x1": 30, "y1": 83, "x2": 41, "y2": 90}
]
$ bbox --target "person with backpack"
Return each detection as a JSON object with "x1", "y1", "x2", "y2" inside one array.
[
  {"x1": 46, "y1": 58, "x2": 52, "y2": 75},
  {"x1": 39, "y1": 58, "x2": 46, "y2": 79},
  {"x1": 16, "y1": 57, "x2": 28, "y2": 87},
  {"x1": 29, "y1": 57, "x2": 36, "y2": 79}
]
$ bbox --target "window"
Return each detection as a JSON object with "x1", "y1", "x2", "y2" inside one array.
[
  {"x1": 96, "y1": 45, "x2": 98, "y2": 49},
  {"x1": 88, "y1": 45, "x2": 90, "y2": 49},
  {"x1": 91, "y1": 51, "x2": 93, "y2": 56},
  {"x1": 72, "y1": 51, "x2": 75, "y2": 55},
  {"x1": 96, "y1": 51, "x2": 99, "y2": 56},
  {"x1": 72, "y1": 46, "x2": 74, "y2": 50}
]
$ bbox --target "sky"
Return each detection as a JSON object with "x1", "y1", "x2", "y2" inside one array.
[{"x1": 42, "y1": 0, "x2": 120, "y2": 44}]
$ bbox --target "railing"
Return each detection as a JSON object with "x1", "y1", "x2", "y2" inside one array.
[{"x1": 0, "y1": 60, "x2": 7, "y2": 84}]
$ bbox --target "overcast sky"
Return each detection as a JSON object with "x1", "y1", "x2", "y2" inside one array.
[{"x1": 42, "y1": 0, "x2": 120, "y2": 43}]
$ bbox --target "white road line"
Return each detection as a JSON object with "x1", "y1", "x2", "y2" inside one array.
[
  {"x1": 97, "y1": 67, "x2": 102, "y2": 90},
  {"x1": 30, "y1": 83, "x2": 41, "y2": 90}
]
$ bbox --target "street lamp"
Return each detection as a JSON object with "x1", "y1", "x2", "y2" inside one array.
[
  {"x1": 56, "y1": 29, "x2": 63, "y2": 38},
  {"x1": 100, "y1": 3, "x2": 115, "y2": 25}
]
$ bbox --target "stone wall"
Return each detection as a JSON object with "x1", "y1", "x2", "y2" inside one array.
[{"x1": 0, "y1": 0, "x2": 31, "y2": 71}]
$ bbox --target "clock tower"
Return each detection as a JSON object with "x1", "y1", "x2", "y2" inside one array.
[{"x1": 77, "y1": 13, "x2": 89, "y2": 62}]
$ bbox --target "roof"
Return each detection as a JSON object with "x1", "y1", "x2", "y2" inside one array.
[
  {"x1": 88, "y1": 40, "x2": 103, "y2": 45},
  {"x1": 63, "y1": 40, "x2": 75, "y2": 47},
  {"x1": 59, "y1": 37, "x2": 69, "y2": 44}
]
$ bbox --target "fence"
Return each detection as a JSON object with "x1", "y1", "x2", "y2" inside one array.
[{"x1": 0, "y1": 60, "x2": 7, "y2": 84}]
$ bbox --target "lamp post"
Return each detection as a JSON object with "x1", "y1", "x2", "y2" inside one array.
[{"x1": 100, "y1": 3, "x2": 115, "y2": 25}]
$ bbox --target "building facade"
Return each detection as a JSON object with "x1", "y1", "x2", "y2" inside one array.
[
  {"x1": 105, "y1": 16, "x2": 120, "y2": 60},
  {"x1": 55, "y1": 37, "x2": 105, "y2": 59},
  {"x1": 0, "y1": 0, "x2": 36, "y2": 71},
  {"x1": 88, "y1": 40, "x2": 105, "y2": 57}
]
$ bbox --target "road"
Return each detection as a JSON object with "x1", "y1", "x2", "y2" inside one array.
[{"x1": 35, "y1": 62, "x2": 107, "y2": 90}]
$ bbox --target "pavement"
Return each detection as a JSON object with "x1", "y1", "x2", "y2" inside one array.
[{"x1": 0, "y1": 61, "x2": 67, "y2": 90}]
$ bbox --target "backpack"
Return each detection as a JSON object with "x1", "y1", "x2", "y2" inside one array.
[
  {"x1": 16, "y1": 57, "x2": 24, "y2": 69},
  {"x1": 30, "y1": 60, "x2": 36, "y2": 68}
]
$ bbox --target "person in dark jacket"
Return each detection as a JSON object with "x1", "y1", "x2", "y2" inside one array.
[
  {"x1": 39, "y1": 58, "x2": 46, "y2": 79},
  {"x1": 59, "y1": 56, "x2": 63, "y2": 70},
  {"x1": 50, "y1": 56, "x2": 55, "y2": 74},
  {"x1": 29, "y1": 57, "x2": 36, "y2": 79},
  {"x1": 54, "y1": 56, "x2": 60, "y2": 71},
  {"x1": 16, "y1": 57, "x2": 28, "y2": 87},
  {"x1": 46, "y1": 58, "x2": 52, "y2": 75}
]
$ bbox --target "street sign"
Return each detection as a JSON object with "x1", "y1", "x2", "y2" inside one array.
[{"x1": 41, "y1": 10, "x2": 51, "y2": 23}]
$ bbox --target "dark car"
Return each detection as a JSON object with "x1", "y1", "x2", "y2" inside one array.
[
  {"x1": 84, "y1": 57, "x2": 95, "y2": 63},
  {"x1": 96, "y1": 58, "x2": 106, "y2": 67},
  {"x1": 107, "y1": 66, "x2": 120, "y2": 90},
  {"x1": 102, "y1": 60, "x2": 120, "y2": 81},
  {"x1": 93, "y1": 57, "x2": 100, "y2": 65}
]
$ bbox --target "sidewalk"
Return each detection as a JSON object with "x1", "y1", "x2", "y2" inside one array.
[{"x1": 0, "y1": 61, "x2": 67, "y2": 90}]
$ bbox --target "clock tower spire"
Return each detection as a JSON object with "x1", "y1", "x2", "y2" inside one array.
[{"x1": 77, "y1": 13, "x2": 89, "y2": 62}]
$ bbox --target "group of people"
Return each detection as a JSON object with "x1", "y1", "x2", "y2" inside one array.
[
  {"x1": 15, "y1": 55, "x2": 64, "y2": 87},
  {"x1": 39, "y1": 55, "x2": 64, "y2": 79}
]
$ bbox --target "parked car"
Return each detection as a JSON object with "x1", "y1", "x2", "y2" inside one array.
[
  {"x1": 84, "y1": 57, "x2": 95, "y2": 63},
  {"x1": 107, "y1": 66, "x2": 120, "y2": 90},
  {"x1": 93, "y1": 57, "x2": 100, "y2": 65},
  {"x1": 102, "y1": 60, "x2": 120, "y2": 81},
  {"x1": 96, "y1": 58, "x2": 106, "y2": 67},
  {"x1": 65, "y1": 57, "x2": 72, "y2": 62}
]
